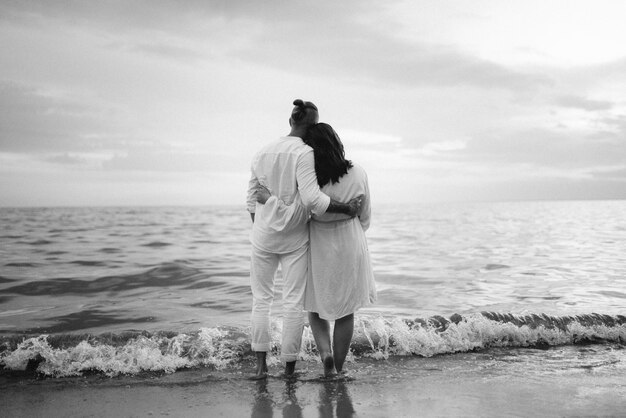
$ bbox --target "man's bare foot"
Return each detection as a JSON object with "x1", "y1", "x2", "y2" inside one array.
[
  {"x1": 249, "y1": 363, "x2": 268, "y2": 380},
  {"x1": 249, "y1": 364, "x2": 268, "y2": 380},
  {"x1": 284, "y1": 361, "x2": 296, "y2": 376},
  {"x1": 249, "y1": 371, "x2": 268, "y2": 380},
  {"x1": 249, "y1": 351, "x2": 268, "y2": 380}
]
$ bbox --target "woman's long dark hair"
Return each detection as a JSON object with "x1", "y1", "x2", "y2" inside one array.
[{"x1": 304, "y1": 123, "x2": 353, "y2": 187}]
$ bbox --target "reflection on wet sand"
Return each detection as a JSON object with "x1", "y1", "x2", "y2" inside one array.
[
  {"x1": 318, "y1": 380, "x2": 355, "y2": 418},
  {"x1": 250, "y1": 378, "x2": 355, "y2": 418},
  {"x1": 282, "y1": 380, "x2": 303, "y2": 418},
  {"x1": 251, "y1": 380, "x2": 273, "y2": 418}
]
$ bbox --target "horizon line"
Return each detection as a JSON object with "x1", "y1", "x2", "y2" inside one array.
[{"x1": 1, "y1": 197, "x2": 625, "y2": 210}]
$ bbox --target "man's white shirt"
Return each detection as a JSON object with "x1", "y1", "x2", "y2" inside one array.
[{"x1": 247, "y1": 136, "x2": 330, "y2": 254}]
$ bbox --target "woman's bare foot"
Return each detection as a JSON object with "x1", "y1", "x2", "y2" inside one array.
[{"x1": 323, "y1": 355, "x2": 335, "y2": 377}]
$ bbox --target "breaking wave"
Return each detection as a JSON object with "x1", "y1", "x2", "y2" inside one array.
[{"x1": 1, "y1": 312, "x2": 624, "y2": 377}]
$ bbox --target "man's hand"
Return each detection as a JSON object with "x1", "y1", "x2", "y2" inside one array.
[
  {"x1": 327, "y1": 195, "x2": 364, "y2": 217},
  {"x1": 254, "y1": 185, "x2": 271, "y2": 204},
  {"x1": 347, "y1": 195, "x2": 364, "y2": 218}
]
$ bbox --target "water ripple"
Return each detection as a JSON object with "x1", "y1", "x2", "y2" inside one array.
[{"x1": 0, "y1": 262, "x2": 213, "y2": 296}]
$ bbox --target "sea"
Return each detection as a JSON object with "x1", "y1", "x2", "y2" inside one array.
[{"x1": 0, "y1": 201, "x2": 624, "y2": 379}]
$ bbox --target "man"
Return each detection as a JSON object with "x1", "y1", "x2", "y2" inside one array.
[{"x1": 246, "y1": 99, "x2": 361, "y2": 379}]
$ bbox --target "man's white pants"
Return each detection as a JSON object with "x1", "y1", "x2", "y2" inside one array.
[{"x1": 250, "y1": 243, "x2": 308, "y2": 363}]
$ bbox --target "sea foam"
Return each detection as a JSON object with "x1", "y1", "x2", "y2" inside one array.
[{"x1": 1, "y1": 312, "x2": 624, "y2": 377}]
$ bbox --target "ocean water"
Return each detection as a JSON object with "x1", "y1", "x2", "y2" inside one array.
[{"x1": 0, "y1": 201, "x2": 624, "y2": 378}]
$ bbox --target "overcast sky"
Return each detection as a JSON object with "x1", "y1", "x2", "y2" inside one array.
[{"x1": 1, "y1": 0, "x2": 625, "y2": 207}]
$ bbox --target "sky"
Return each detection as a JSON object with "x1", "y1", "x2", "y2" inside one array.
[{"x1": 1, "y1": 0, "x2": 625, "y2": 207}]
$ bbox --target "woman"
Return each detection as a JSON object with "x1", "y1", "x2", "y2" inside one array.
[{"x1": 256, "y1": 123, "x2": 376, "y2": 377}]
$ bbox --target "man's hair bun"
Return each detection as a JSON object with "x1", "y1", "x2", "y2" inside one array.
[
  {"x1": 291, "y1": 99, "x2": 306, "y2": 122},
  {"x1": 291, "y1": 99, "x2": 318, "y2": 123}
]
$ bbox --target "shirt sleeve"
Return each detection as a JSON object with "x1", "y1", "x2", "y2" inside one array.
[
  {"x1": 296, "y1": 149, "x2": 330, "y2": 216},
  {"x1": 259, "y1": 195, "x2": 310, "y2": 232},
  {"x1": 246, "y1": 163, "x2": 260, "y2": 214},
  {"x1": 358, "y1": 167, "x2": 371, "y2": 232}
]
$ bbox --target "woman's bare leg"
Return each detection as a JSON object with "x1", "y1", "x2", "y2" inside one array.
[
  {"x1": 308, "y1": 312, "x2": 335, "y2": 376},
  {"x1": 332, "y1": 313, "x2": 354, "y2": 373}
]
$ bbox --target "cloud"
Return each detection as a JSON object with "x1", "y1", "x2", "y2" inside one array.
[
  {"x1": 0, "y1": 0, "x2": 376, "y2": 29},
  {"x1": 233, "y1": 16, "x2": 549, "y2": 92},
  {"x1": 555, "y1": 95, "x2": 613, "y2": 111},
  {"x1": 43, "y1": 153, "x2": 85, "y2": 165},
  {"x1": 108, "y1": 41, "x2": 206, "y2": 63},
  {"x1": 597, "y1": 114, "x2": 626, "y2": 133},
  {"x1": 102, "y1": 150, "x2": 206, "y2": 172},
  {"x1": 1, "y1": 0, "x2": 206, "y2": 31},
  {"x1": 101, "y1": 147, "x2": 241, "y2": 173},
  {"x1": 463, "y1": 125, "x2": 626, "y2": 171},
  {"x1": 2, "y1": 1, "x2": 625, "y2": 205},
  {"x1": 590, "y1": 56, "x2": 626, "y2": 79},
  {"x1": 2, "y1": 0, "x2": 549, "y2": 91},
  {"x1": 588, "y1": 166, "x2": 626, "y2": 180},
  {"x1": 0, "y1": 81, "x2": 128, "y2": 153},
  {"x1": 418, "y1": 140, "x2": 467, "y2": 157}
]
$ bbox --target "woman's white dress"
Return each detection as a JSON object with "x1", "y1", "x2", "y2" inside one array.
[{"x1": 304, "y1": 163, "x2": 377, "y2": 320}]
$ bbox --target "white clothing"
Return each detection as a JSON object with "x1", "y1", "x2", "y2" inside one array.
[
  {"x1": 247, "y1": 136, "x2": 330, "y2": 254},
  {"x1": 246, "y1": 135, "x2": 331, "y2": 361},
  {"x1": 250, "y1": 244, "x2": 308, "y2": 361},
  {"x1": 304, "y1": 163, "x2": 377, "y2": 320}
]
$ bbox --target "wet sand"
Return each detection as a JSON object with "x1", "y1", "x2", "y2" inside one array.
[{"x1": 2, "y1": 352, "x2": 625, "y2": 418}]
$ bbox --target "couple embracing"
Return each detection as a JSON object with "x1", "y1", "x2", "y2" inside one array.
[{"x1": 246, "y1": 99, "x2": 377, "y2": 379}]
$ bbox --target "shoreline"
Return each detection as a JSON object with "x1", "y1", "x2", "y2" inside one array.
[{"x1": 2, "y1": 350, "x2": 625, "y2": 417}]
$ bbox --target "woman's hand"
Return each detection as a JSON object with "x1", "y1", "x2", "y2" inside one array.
[{"x1": 255, "y1": 185, "x2": 272, "y2": 204}]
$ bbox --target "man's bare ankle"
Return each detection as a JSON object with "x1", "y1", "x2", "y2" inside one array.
[
  {"x1": 284, "y1": 361, "x2": 296, "y2": 375},
  {"x1": 249, "y1": 351, "x2": 268, "y2": 379}
]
